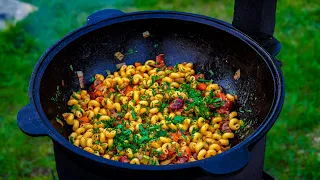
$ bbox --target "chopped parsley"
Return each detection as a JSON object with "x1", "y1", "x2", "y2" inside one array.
[
  {"x1": 50, "y1": 86, "x2": 61, "y2": 103},
  {"x1": 130, "y1": 106, "x2": 136, "y2": 119},
  {"x1": 93, "y1": 128, "x2": 99, "y2": 134},
  {"x1": 69, "y1": 136, "x2": 74, "y2": 143},
  {"x1": 72, "y1": 94, "x2": 79, "y2": 100},
  {"x1": 172, "y1": 116, "x2": 184, "y2": 125},
  {"x1": 101, "y1": 118, "x2": 115, "y2": 128},
  {"x1": 149, "y1": 75, "x2": 159, "y2": 87},
  {"x1": 209, "y1": 70, "x2": 214, "y2": 76},
  {"x1": 198, "y1": 78, "x2": 212, "y2": 83},
  {"x1": 173, "y1": 64, "x2": 178, "y2": 72},
  {"x1": 71, "y1": 105, "x2": 78, "y2": 110},
  {"x1": 191, "y1": 128, "x2": 198, "y2": 136},
  {"x1": 159, "y1": 103, "x2": 167, "y2": 112},
  {"x1": 126, "y1": 49, "x2": 134, "y2": 55}
]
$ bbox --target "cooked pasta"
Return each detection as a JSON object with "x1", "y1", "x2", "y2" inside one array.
[{"x1": 62, "y1": 54, "x2": 243, "y2": 165}]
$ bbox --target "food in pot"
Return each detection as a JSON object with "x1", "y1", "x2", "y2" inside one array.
[
  {"x1": 114, "y1": 52, "x2": 124, "y2": 61},
  {"x1": 142, "y1": 31, "x2": 150, "y2": 38},
  {"x1": 62, "y1": 54, "x2": 243, "y2": 165}
]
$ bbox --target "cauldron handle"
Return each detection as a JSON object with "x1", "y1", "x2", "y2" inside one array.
[
  {"x1": 86, "y1": 9, "x2": 125, "y2": 25},
  {"x1": 17, "y1": 103, "x2": 49, "y2": 136}
]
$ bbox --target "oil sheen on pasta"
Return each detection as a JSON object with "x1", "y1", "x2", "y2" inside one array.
[{"x1": 62, "y1": 54, "x2": 243, "y2": 165}]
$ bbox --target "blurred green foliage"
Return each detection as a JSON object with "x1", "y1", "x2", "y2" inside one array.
[{"x1": 0, "y1": 0, "x2": 319, "y2": 179}]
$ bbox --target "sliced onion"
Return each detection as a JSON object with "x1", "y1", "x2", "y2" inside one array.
[
  {"x1": 137, "y1": 154, "x2": 143, "y2": 160},
  {"x1": 111, "y1": 111, "x2": 118, "y2": 118},
  {"x1": 56, "y1": 119, "x2": 64, "y2": 126},
  {"x1": 234, "y1": 69, "x2": 240, "y2": 80},
  {"x1": 76, "y1": 71, "x2": 84, "y2": 89},
  {"x1": 116, "y1": 63, "x2": 126, "y2": 70},
  {"x1": 160, "y1": 155, "x2": 177, "y2": 165}
]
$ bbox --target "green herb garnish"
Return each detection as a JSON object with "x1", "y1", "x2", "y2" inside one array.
[
  {"x1": 209, "y1": 70, "x2": 214, "y2": 76},
  {"x1": 130, "y1": 106, "x2": 136, "y2": 119},
  {"x1": 126, "y1": 49, "x2": 134, "y2": 55},
  {"x1": 50, "y1": 86, "x2": 61, "y2": 103},
  {"x1": 149, "y1": 75, "x2": 159, "y2": 87},
  {"x1": 72, "y1": 94, "x2": 79, "y2": 100},
  {"x1": 198, "y1": 78, "x2": 212, "y2": 83},
  {"x1": 69, "y1": 137, "x2": 74, "y2": 143},
  {"x1": 173, "y1": 64, "x2": 178, "y2": 72},
  {"x1": 159, "y1": 103, "x2": 167, "y2": 112},
  {"x1": 172, "y1": 116, "x2": 184, "y2": 125},
  {"x1": 93, "y1": 128, "x2": 99, "y2": 134}
]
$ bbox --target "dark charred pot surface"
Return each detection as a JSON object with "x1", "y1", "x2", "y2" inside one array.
[{"x1": 40, "y1": 18, "x2": 274, "y2": 147}]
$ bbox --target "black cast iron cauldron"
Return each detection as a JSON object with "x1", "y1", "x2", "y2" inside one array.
[{"x1": 17, "y1": 8, "x2": 284, "y2": 180}]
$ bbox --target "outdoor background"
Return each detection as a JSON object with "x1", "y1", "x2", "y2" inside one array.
[{"x1": 0, "y1": 0, "x2": 319, "y2": 179}]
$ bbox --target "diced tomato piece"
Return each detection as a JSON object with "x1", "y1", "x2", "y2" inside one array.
[
  {"x1": 96, "y1": 97, "x2": 104, "y2": 103},
  {"x1": 194, "y1": 74, "x2": 204, "y2": 80},
  {"x1": 89, "y1": 79, "x2": 103, "y2": 94},
  {"x1": 134, "y1": 62, "x2": 141, "y2": 67},
  {"x1": 119, "y1": 156, "x2": 130, "y2": 163},
  {"x1": 217, "y1": 92, "x2": 233, "y2": 114},
  {"x1": 94, "y1": 90, "x2": 103, "y2": 97},
  {"x1": 156, "y1": 54, "x2": 165, "y2": 68},
  {"x1": 145, "y1": 151, "x2": 150, "y2": 156},
  {"x1": 95, "y1": 84, "x2": 105, "y2": 91},
  {"x1": 167, "y1": 66, "x2": 174, "y2": 70},
  {"x1": 93, "y1": 79, "x2": 103, "y2": 87},
  {"x1": 216, "y1": 92, "x2": 226, "y2": 101},
  {"x1": 183, "y1": 147, "x2": 191, "y2": 157},
  {"x1": 136, "y1": 99, "x2": 141, "y2": 105},
  {"x1": 171, "y1": 133, "x2": 180, "y2": 142},
  {"x1": 160, "y1": 153, "x2": 168, "y2": 160},
  {"x1": 122, "y1": 85, "x2": 132, "y2": 95},
  {"x1": 197, "y1": 83, "x2": 207, "y2": 91},
  {"x1": 168, "y1": 149, "x2": 176, "y2": 156},
  {"x1": 89, "y1": 91, "x2": 96, "y2": 99},
  {"x1": 78, "y1": 116, "x2": 89, "y2": 124},
  {"x1": 108, "y1": 88, "x2": 116, "y2": 93},
  {"x1": 156, "y1": 54, "x2": 165, "y2": 64}
]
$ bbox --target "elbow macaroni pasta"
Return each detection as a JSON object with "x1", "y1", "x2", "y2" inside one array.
[{"x1": 61, "y1": 54, "x2": 244, "y2": 165}]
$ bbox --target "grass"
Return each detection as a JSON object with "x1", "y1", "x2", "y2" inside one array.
[{"x1": 0, "y1": 0, "x2": 319, "y2": 179}]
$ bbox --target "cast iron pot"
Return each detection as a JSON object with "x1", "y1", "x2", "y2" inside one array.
[{"x1": 17, "y1": 9, "x2": 284, "y2": 179}]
